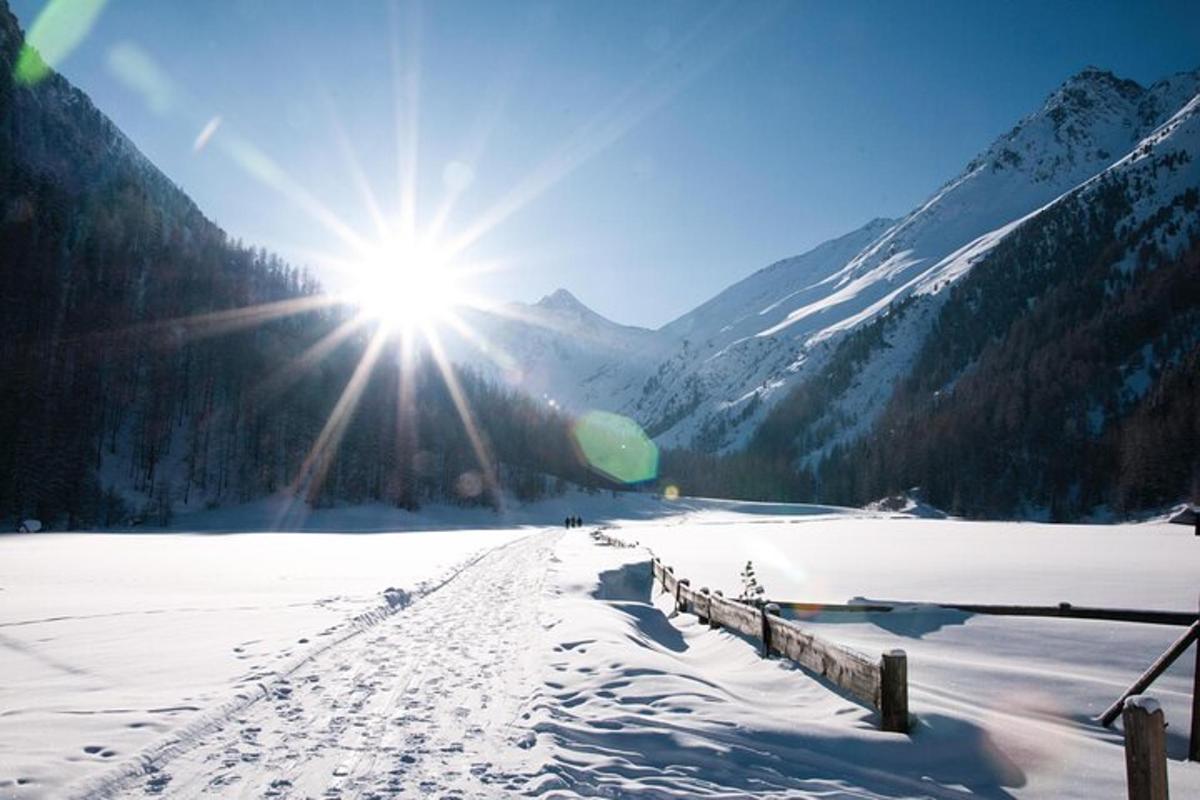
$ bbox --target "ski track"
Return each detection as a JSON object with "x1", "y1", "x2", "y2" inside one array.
[{"x1": 85, "y1": 531, "x2": 556, "y2": 800}]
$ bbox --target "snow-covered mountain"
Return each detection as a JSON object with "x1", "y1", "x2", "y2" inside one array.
[
  {"x1": 444, "y1": 288, "x2": 672, "y2": 412},
  {"x1": 785, "y1": 82, "x2": 1200, "y2": 517},
  {"x1": 447, "y1": 66, "x2": 1200, "y2": 464},
  {"x1": 796, "y1": 74, "x2": 1200, "y2": 455},
  {"x1": 637, "y1": 66, "x2": 1200, "y2": 450}
]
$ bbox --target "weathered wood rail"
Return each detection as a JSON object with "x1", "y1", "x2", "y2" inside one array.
[
  {"x1": 774, "y1": 600, "x2": 1196, "y2": 627},
  {"x1": 651, "y1": 557, "x2": 909, "y2": 733}
]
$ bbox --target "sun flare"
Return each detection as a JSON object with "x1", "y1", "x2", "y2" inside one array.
[{"x1": 348, "y1": 236, "x2": 464, "y2": 329}]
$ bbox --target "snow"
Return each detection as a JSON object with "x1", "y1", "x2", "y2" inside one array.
[
  {"x1": 442, "y1": 290, "x2": 671, "y2": 415},
  {"x1": 523, "y1": 534, "x2": 992, "y2": 798},
  {"x1": 1126, "y1": 695, "x2": 1163, "y2": 715},
  {"x1": 618, "y1": 509, "x2": 1200, "y2": 798},
  {"x1": 4, "y1": 501, "x2": 1198, "y2": 798},
  {"x1": 0, "y1": 526, "x2": 525, "y2": 798},
  {"x1": 625, "y1": 512, "x2": 1197, "y2": 613}
]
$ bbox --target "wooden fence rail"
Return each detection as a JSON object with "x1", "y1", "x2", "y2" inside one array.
[
  {"x1": 651, "y1": 558, "x2": 909, "y2": 733},
  {"x1": 1100, "y1": 621, "x2": 1200, "y2": 727},
  {"x1": 774, "y1": 600, "x2": 1196, "y2": 627}
]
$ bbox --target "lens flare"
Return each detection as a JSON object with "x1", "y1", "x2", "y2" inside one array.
[
  {"x1": 14, "y1": 0, "x2": 108, "y2": 86},
  {"x1": 193, "y1": 115, "x2": 222, "y2": 152},
  {"x1": 107, "y1": 42, "x2": 175, "y2": 115},
  {"x1": 571, "y1": 411, "x2": 658, "y2": 485}
]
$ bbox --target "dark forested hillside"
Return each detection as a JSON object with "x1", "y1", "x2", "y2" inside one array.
[{"x1": 0, "y1": 6, "x2": 594, "y2": 527}]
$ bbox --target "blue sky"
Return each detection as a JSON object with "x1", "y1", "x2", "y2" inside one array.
[{"x1": 10, "y1": 0, "x2": 1200, "y2": 327}]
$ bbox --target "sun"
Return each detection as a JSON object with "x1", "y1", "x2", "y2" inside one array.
[{"x1": 348, "y1": 236, "x2": 464, "y2": 329}]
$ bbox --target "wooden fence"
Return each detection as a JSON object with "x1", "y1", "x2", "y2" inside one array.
[{"x1": 651, "y1": 557, "x2": 909, "y2": 733}]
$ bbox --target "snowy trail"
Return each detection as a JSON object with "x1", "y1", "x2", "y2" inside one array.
[{"x1": 91, "y1": 531, "x2": 556, "y2": 799}]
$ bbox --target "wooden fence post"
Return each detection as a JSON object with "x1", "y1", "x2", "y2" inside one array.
[
  {"x1": 880, "y1": 649, "x2": 909, "y2": 733},
  {"x1": 710, "y1": 591, "x2": 723, "y2": 628},
  {"x1": 1191, "y1": 593, "x2": 1200, "y2": 762},
  {"x1": 697, "y1": 588, "x2": 710, "y2": 625},
  {"x1": 676, "y1": 578, "x2": 689, "y2": 614},
  {"x1": 1123, "y1": 695, "x2": 1168, "y2": 800},
  {"x1": 760, "y1": 603, "x2": 780, "y2": 658}
]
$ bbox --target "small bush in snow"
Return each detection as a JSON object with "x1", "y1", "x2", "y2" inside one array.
[{"x1": 739, "y1": 560, "x2": 766, "y2": 605}]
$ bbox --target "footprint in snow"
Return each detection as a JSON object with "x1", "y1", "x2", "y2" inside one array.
[{"x1": 144, "y1": 771, "x2": 172, "y2": 795}]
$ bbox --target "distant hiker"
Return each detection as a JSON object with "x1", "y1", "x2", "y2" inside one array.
[
  {"x1": 564, "y1": 516, "x2": 572, "y2": 529},
  {"x1": 574, "y1": 515, "x2": 583, "y2": 528}
]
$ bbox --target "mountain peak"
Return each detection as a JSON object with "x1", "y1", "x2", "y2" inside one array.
[
  {"x1": 522, "y1": 287, "x2": 657, "y2": 337},
  {"x1": 535, "y1": 288, "x2": 591, "y2": 314},
  {"x1": 1055, "y1": 65, "x2": 1143, "y2": 100}
]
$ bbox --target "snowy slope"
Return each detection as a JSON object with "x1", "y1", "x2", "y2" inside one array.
[
  {"x1": 661, "y1": 217, "x2": 896, "y2": 351},
  {"x1": 440, "y1": 220, "x2": 899, "y2": 431},
  {"x1": 786, "y1": 73, "x2": 1200, "y2": 470}
]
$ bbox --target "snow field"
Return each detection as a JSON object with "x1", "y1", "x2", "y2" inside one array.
[
  {"x1": 619, "y1": 511, "x2": 1200, "y2": 798},
  {"x1": 2, "y1": 503, "x2": 1198, "y2": 798},
  {"x1": 0, "y1": 528, "x2": 526, "y2": 798},
  {"x1": 527, "y1": 533, "x2": 1027, "y2": 798},
  {"x1": 107, "y1": 531, "x2": 556, "y2": 798}
]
